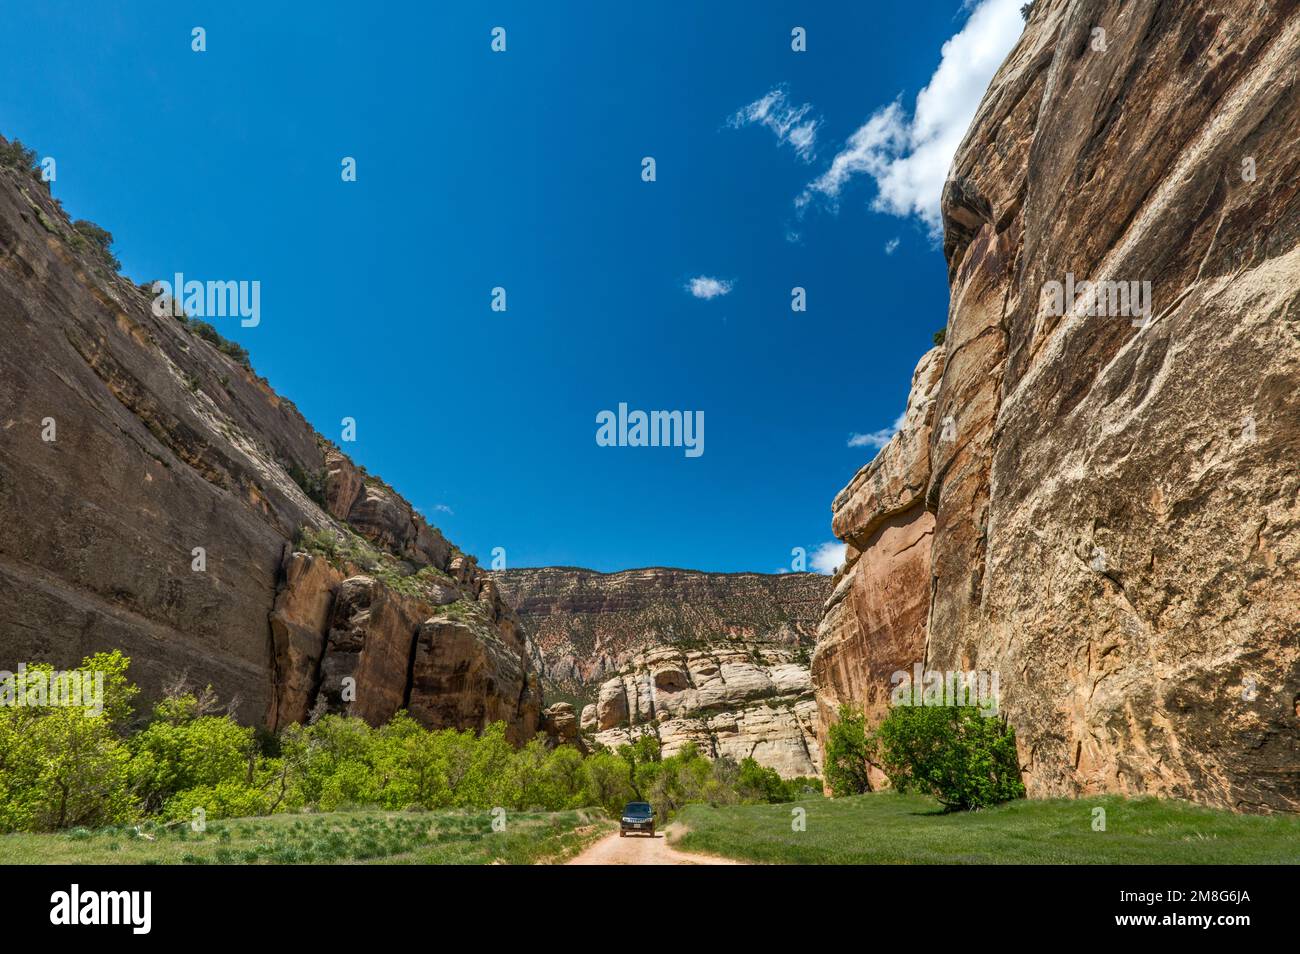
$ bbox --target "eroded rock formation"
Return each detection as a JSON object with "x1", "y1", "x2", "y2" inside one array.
[
  {"x1": 813, "y1": 1, "x2": 1300, "y2": 812},
  {"x1": 592, "y1": 645, "x2": 822, "y2": 778},
  {"x1": 493, "y1": 565, "x2": 827, "y2": 695},
  {"x1": 495, "y1": 566, "x2": 829, "y2": 775},
  {"x1": 812, "y1": 347, "x2": 944, "y2": 785},
  {"x1": 0, "y1": 146, "x2": 540, "y2": 742}
]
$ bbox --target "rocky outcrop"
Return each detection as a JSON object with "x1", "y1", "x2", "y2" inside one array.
[
  {"x1": 592, "y1": 645, "x2": 822, "y2": 779},
  {"x1": 495, "y1": 566, "x2": 829, "y2": 774},
  {"x1": 814, "y1": 2, "x2": 1300, "y2": 812},
  {"x1": 493, "y1": 566, "x2": 828, "y2": 694},
  {"x1": 0, "y1": 141, "x2": 541, "y2": 742},
  {"x1": 812, "y1": 347, "x2": 943, "y2": 784},
  {"x1": 541, "y1": 702, "x2": 580, "y2": 743}
]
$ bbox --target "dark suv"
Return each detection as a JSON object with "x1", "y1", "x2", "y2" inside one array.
[{"x1": 619, "y1": 801, "x2": 655, "y2": 837}]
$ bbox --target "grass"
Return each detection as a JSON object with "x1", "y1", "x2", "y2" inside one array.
[
  {"x1": 673, "y1": 792, "x2": 1300, "y2": 864},
  {"x1": 0, "y1": 808, "x2": 613, "y2": 866}
]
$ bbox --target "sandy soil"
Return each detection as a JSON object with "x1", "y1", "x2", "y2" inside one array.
[{"x1": 566, "y1": 829, "x2": 742, "y2": 865}]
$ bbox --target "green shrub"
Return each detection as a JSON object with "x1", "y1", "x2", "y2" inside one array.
[
  {"x1": 0, "y1": 647, "x2": 830, "y2": 832},
  {"x1": 162, "y1": 780, "x2": 270, "y2": 822},
  {"x1": 173, "y1": 316, "x2": 252, "y2": 369},
  {"x1": 872, "y1": 705, "x2": 1024, "y2": 811},
  {"x1": 128, "y1": 693, "x2": 258, "y2": 814},
  {"x1": 71, "y1": 220, "x2": 121, "y2": 271},
  {"x1": 824, "y1": 704, "x2": 873, "y2": 797},
  {"x1": 0, "y1": 652, "x2": 137, "y2": 832},
  {"x1": 736, "y1": 757, "x2": 785, "y2": 803},
  {"x1": 287, "y1": 462, "x2": 327, "y2": 507},
  {"x1": 0, "y1": 138, "x2": 37, "y2": 172}
]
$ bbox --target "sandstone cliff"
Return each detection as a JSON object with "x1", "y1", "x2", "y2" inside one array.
[
  {"x1": 591, "y1": 644, "x2": 822, "y2": 778},
  {"x1": 495, "y1": 566, "x2": 829, "y2": 776},
  {"x1": 814, "y1": 1, "x2": 1299, "y2": 812},
  {"x1": 812, "y1": 347, "x2": 944, "y2": 786},
  {"x1": 0, "y1": 142, "x2": 541, "y2": 742},
  {"x1": 494, "y1": 565, "x2": 827, "y2": 696}
]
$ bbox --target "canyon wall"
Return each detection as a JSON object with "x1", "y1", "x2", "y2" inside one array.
[
  {"x1": 811, "y1": 347, "x2": 943, "y2": 784},
  {"x1": 495, "y1": 566, "x2": 829, "y2": 775},
  {"x1": 0, "y1": 148, "x2": 541, "y2": 741},
  {"x1": 494, "y1": 566, "x2": 826, "y2": 695},
  {"x1": 814, "y1": 0, "x2": 1299, "y2": 812},
  {"x1": 590, "y1": 645, "x2": 822, "y2": 778}
]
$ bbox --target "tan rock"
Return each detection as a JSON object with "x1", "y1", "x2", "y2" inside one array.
[
  {"x1": 593, "y1": 645, "x2": 821, "y2": 778},
  {"x1": 814, "y1": 2, "x2": 1300, "y2": 812},
  {"x1": 409, "y1": 606, "x2": 540, "y2": 745},
  {"x1": 493, "y1": 566, "x2": 828, "y2": 697},
  {"x1": 0, "y1": 143, "x2": 542, "y2": 742},
  {"x1": 268, "y1": 552, "x2": 343, "y2": 728},
  {"x1": 812, "y1": 346, "x2": 943, "y2": 783},
  {"x1": 541, "y1": 702, "x2": 579, "y2": 742}
]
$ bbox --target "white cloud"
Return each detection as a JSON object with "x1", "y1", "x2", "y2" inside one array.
[
  {"x1": 799, "y1": 0, "x2": 1023, "y2": 234},
  {"x1": 884, "y1": 237, "x2": 901, "y2": 255},
  {"x1": 433, "y1": 503, "x2": 454, "y2": 515},
  {"x1": 810, "y1": 541, "x2": 847, "y2": 575},
  {"x1": 728, "y1": 86, "x2": 822, "y2": 162},
  {"x1": 686, "y1": 276, "x2": 733, "y2": 300},
  {"x1": 848, "y1": 411, "x2": 906, "y2": 450}
]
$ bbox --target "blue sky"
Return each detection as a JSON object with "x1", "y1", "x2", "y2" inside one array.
[{"x1": 1, "y1": 1, "x2": 1024, "y2": 573}]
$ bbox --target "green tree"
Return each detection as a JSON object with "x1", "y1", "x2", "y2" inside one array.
[
  {"x1": 541, "y1": 744, "x2": 587, "y2": 809},
  {"x1": 71, "y1": 220, "x2": 121, "y2": 271},
  {"x1": 873, "y1": 705, "x2": 1025, "y2": 810},
  {"x1": 507, "y1": 737, "x2": 551, "y2": 810},
  {"x1": 824, "y1": 704, "x2": 873, "y2": 797},
  {"x1": 128, "y1": 691, "x2": 258, "y2": 815},
  {"x1": 281, "y1": 714, "x2": 380, "y2": 810},
  {"x1": 617, "y1": 731, "x2": 662, "y2": 798},
  {"x1": 0, "y1": 138, "x2": 37, "y2": 172},
  {"x1": 0, "y1": 652, "x2": 137, "y2": 832},
  {"x1": 736, "y1": 757, "x2": 787, "y2": 803},
  {"x1": 582, "y1": 751, "x2": 635, "y2": 814}
]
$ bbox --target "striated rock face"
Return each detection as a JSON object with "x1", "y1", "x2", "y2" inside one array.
[
  {"x1": 592, "y1": 645, "x2": 822, "y2": 779},
  {"x1": 541, "y1": 702, "x2": 580, "y2": 743},
  {"x1": 815, "y1": 2, "x2": 1300, "y2": 812},
  {"x1": 812, "y1": 347, "x2": 943, "y2": 784},
  {"x1": 0, "y1": 143, "x2": 541, "y2": 743},
  {"x1": 495, "y1": 566, "x2": 829, "y2": 776},
  {"x1": 493, "y1": 566, "x2": 828, "y2": 694}
]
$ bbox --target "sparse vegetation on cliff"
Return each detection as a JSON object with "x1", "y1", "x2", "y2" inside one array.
[
  {"x1": 70, "y1": 219, "x2": 121, "y2": 271},
  {"x1": 294, "y1": 524, "x2": 456, "y2": 601},
  {"x1": 0, "y1": 137, "x2": 38, "y2": 174}
]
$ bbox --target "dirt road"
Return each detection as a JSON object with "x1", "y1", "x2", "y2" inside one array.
[{"x1": 566, "y1": 830, "x2": 742, "y2": 865}]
